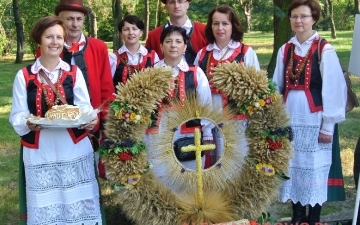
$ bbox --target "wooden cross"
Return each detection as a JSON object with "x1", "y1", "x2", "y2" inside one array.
[{"x1": 181, "y1": 128, "x2": 215, "y2": 205}]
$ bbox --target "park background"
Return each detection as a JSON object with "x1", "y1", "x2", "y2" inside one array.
[{"x1": 1, "y1": 0, "x2": 360, "y2": 224}]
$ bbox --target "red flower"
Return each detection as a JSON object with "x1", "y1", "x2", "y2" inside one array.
[
  {"x1": 118, "y1": 151, "x2": 133, "y2": 161},
  {"x1": 267, "y1": 139, "x2": 282, "y2": 151}
]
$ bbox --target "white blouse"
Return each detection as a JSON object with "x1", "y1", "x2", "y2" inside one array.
[
  {"x1": 154, "y1": 58, "x2": 213, "y2": 140},
  {"x1": 194, "y1": 39, "x2": 261, "y2": 71},
  {"x1": 9, "y1": 57, "x2": 93, "y2": 136},
  {"x1": 109, "y1": 44, "x2": 160, "y2": 77},
  {"x1": 272, "y1": 31, "x2": 346, "y2": 134}
]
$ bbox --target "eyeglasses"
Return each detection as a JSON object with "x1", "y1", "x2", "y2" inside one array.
[
  {"x1": 167, "y1": 0, "x2": 188, "y2": 5},
  {"x1": 289, "y1": 15, "x2": 312, "y2": 20}
]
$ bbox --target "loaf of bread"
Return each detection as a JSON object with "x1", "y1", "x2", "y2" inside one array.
[{"x1": 45, "y1": 105, "x2": 82, "y2": 120}]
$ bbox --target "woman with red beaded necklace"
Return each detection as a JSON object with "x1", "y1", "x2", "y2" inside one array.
[
  {"x1": 272, "y1": 0, "x2": 346, "y2": 224},
  {"x1": 193, "y1": 5, "x2": 261, "y2": 167},
  {"x1": 9, "y1": 16, "x2": 103, "y2": 224},
  {"x1": 109, "y1": 15, "x2": 159, "y2": 92}
]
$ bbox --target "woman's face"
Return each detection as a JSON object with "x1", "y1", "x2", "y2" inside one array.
[
  {"x1": 160, "y1": 32, "x2": 187, "y2": 61},
  {"x1": 290, "y1": 5, "x2": 316, "y2": 36},
  {"x1": 211, "y1": 11, "x2": 232, "y2": 45},
  {"x1": 40, "y1": 24, "x2": 64, "y2": 58},
  {"x1": 120, "y1": 21, "x2": 143, "y2": 46}
]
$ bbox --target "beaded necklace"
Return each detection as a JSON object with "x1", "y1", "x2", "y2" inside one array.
[
  {"x1": 39, "y1": 69, "x2": 62, "y2": 107},
  {"x1": 288, "y1": 44, "x2": 312, "y2": 80},
  {"x1": 125, "y1": 54, "x2": 142, "y2": 77},
  {"x1": 163, "y1": 74, "x2": 180, "y2": 105},
  {"x1": 205, "y1": 47, "x2": 231, "y2": 78}
]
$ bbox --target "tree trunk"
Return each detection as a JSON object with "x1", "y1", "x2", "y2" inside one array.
[
  {"x1": 112, "y1": 0, "x2": 123, "y2": 50},
  {"x1": 267, "y1": 0, "x2": 293, "y2": 77},
  {"x1": 239, "y1": 0, "x2": 252, "y2": 33},
  {"x1": 355, "y1": 0, "x2": 360, "y2": 14},
  {"x1": 328, "y1": 0, "x2": 336, "y2": 38},
  {"x1": 88, "y1": 8, "x2": 98, "y2": 38},
  {"x1": 321, "y1": 0, "x2": 329, "y2": 31},
  {"x1": 143, "y1": 0, "x2": 149, "y2": 41},
  {"x1": 13, "y1": 0, "x2": 24, "y2": 63},
  {"x1": 155, "y1": 0, "x2": 160, "y2": 28}
]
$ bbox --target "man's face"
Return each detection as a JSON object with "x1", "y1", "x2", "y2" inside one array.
[
  {"x1": 164, "y1": 0, "x2": 189, "y2": 20},
  {"x1": 58, "y1": 10, "x2": 84, "y2": 42}
]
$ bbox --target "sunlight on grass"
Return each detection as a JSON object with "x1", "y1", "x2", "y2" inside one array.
[{"x1": 341, "y1": 148, "x2": 355, "y2": 177}]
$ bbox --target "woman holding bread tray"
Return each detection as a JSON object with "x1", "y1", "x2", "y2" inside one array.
[{"x1": 9, "y1": 16, "x2": 104, "y2": 224}]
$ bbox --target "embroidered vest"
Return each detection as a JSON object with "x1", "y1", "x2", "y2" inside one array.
[
  {"x1": 282, "y1": 39, "x2": 325, "y2": 113},
  {"x1": 198, "y1": 44, "x2": 249, "y2": 119},
  {"x1": 113, "y1": 48, "x2": 155, "y2": 92},
  {"x1": 21, "y1": 65, "x2": 87, "y2": 149},
  {"x1": 146, "y1": 65, "x2": 201, "y2": 134}
]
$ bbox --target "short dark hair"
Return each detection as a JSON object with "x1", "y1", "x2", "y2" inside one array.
[
  {"x1": 118, "y1": 15, "x2": 145, "y2": 32},
  {"x1": 31, "y1": 16, "x2": 67, "y2": 44},
  {"x1": 205, "y1": 5, "x2": 244, "y2": 43},
  {"x1": 288, "y1": 0, "x2": 321, "y2": 24},
  {"x1": 160, "y1": 25, "x2": 188, "y2": 44},
  {"x1": 160, "y1": 0, "x2": 192, "y2": 4}
]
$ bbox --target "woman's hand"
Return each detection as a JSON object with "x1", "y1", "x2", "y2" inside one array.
[
  {"x1": 26, "y1": 120, "x2": 42, "y2": 131},
  {"x1": 79, "y1": 117, "x2": 99, "y2": 130},
  {"x1": 318, "y1": 132, "x2": 332, "y2": 143}
]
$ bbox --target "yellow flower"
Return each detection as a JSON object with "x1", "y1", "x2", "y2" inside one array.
[
  {"x1": 247, "y1": 105, "x2": 253, "y2": 116},
  {"x1": 271, "y1": 93, "x2": 281, "y2": 102},
  {"x1": 130, "y1": 112, "x2": 137, "y2": 121},
  {"x1": 259, "y1": 99, "x2": 266, "y2": 107},
  {"x1": 256, "y1": 163, "x2": 275, "y2": 176},
  {"x1": 121, "y1": 174, "x2": 141, "y2": 187},
  {"x1": 117, "y1": 109, "x2": 125, "y2": 120},
  {"x1": 195, "y1": 111, "x2": 200, "y2": 118},
  {"x1": 261, "y1": 139, "x2": 269, "y2": 149}
]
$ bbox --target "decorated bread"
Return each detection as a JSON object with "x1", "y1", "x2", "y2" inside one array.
[{"x1": 45, "y1": 105, "x2": 82, "y2": 120}]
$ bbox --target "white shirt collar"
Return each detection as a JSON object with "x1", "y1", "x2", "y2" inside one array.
[
  {"x1": 31, "y1": 57, "x2": 70, "y2": 74},
  {"x1": 167, "y1": 17, "x2": 193, "y2": 30},
  {"x1": 288, "y1": 31, "x2": 320, "y2": 46},
  {"x1": 117, "y1": 44, "x2": 148, "y2": 56},
  {"x1": 64, "y1": 33, "x2": 86, "y2": 49},
  {"x1": 206, "y1": 39, "x2": 240, "y2": 51},
  {"x1": 155, "y1": 58, "x2": 189, "y2": 72}
]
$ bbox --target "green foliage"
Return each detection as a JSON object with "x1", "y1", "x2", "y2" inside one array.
[
  {"x1": 257, "y1": 212, "x2": 280, "y2": 225},
  {"x1": 97, "y1": 14, "x2": 114, "y2": 42}
]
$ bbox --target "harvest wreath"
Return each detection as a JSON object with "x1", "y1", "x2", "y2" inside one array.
[{"x1": 99, "y1": 62, "x2": 293, "y2": 225}]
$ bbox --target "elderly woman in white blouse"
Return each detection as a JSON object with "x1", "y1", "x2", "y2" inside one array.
[{"x1": 272, "y1": 0, "x2": 346, "y2": 224}]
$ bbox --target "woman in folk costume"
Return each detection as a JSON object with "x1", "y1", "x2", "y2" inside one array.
[
  {"x1": 9, "y1": 17, "x2": 103, "y2": 224},
  {"x1": 147, "y1": 25, "x2": 213, "y2": 185},
  {"x1": 272, "y1": 0, "x2": 346, "y2": 224},
  {"x1": 109, "y1": 15, "x2": 159, "y2": 92},
  {"x1": 193, "y1": 5, "x2": 260, "y2": 166}
]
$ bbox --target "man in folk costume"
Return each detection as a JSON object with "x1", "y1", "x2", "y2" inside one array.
[
  {"x1": 145, "y1": 0, "x2": 208, "y2": 64},
  {"x1": 54, "y1": 0, "x2": 114, "y2": 179}
]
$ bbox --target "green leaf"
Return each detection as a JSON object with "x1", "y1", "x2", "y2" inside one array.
[{"x1": 275, "y1": 172, "x2": 290, "y2": 180}]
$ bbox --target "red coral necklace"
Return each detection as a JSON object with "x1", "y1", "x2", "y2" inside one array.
[{"x1": 39, "y1": 69, "x2": 62, "y2": 107}]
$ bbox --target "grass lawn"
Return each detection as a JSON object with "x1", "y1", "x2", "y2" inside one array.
[{"x1": 0, "y1": 30, "x2": 359, "y2": 224}]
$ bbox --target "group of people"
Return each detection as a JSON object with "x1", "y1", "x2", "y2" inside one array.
[{"x1": 8, "y1": 0, "x2": 347, "y2": 224}]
